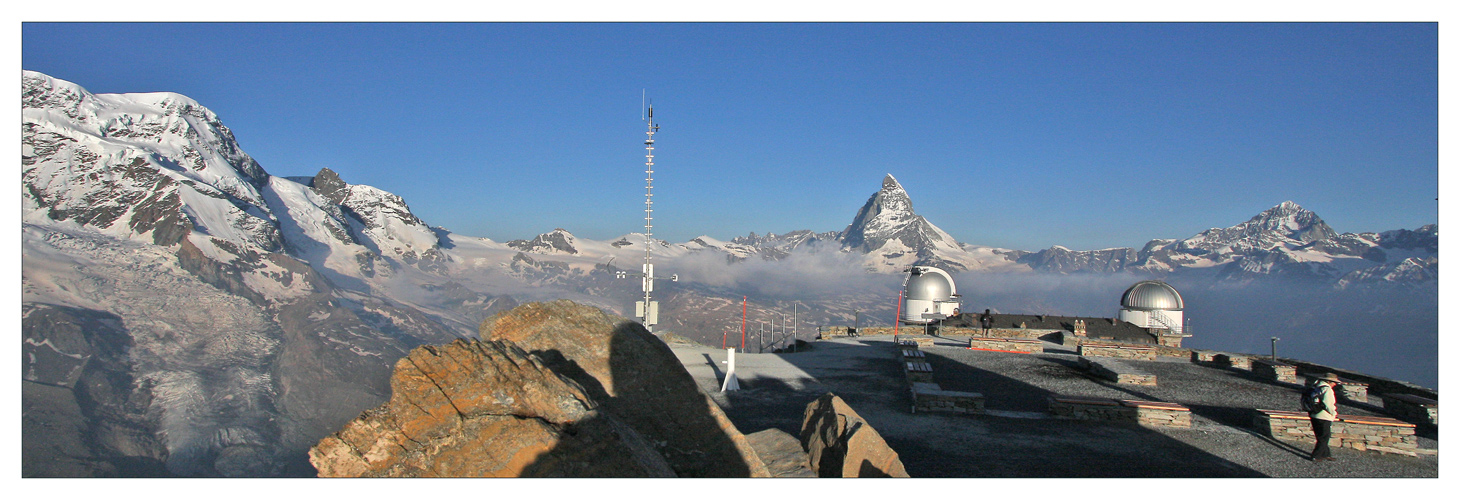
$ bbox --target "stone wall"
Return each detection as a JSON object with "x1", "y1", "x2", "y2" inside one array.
[
  {"x1": 854, "y1": 327, "x2": 897, "y2": 337},
  {"x1": 1381, "y1": 394, "x2": 1438, "y2": 426},
  {"x1": 938, "y1": 327, "x2": 1059, "y2": 339},
  {"x1": 1191, "y1": 350, "x2": 1224, "y2": 363},
  {"x1": 819, "y1": 326, "x2": 853, "y2": 338},
  {"x1": 1214, "y1": 353, "x2": 1252, "y2": 370},
  {"x1": 967, "y1": 337, "x2": 1043, "y2": 354},
  {"x1": 1254, "y1": 409, "x2": 1419, "y2": 456},
  {"x1": 1077, "y1": 342, "x2": 1156, "y2": 361},
  {"x1": 1126, "y1": 401, "x2": 1193, "y2": 428},
  {"x1": 1080, "y1": 357, "x2": 1157, "y2": 386},
  {"x1": 910, "y1": 382, "x2": 985, "y2": 415},
  {"x1": 1252, "y1": 359, "x2": 1298, "y2": 384},
  {"x1": 1047, "y1": 395, "x2": 1190, "y2": 428},
  {"x1": 1151, "y1": 345, "x2": 1193, "y2": 359}
]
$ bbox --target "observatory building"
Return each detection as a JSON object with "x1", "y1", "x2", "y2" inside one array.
[
  {"x1": 1117, "y1": 280, "x2": 1185, "y2": 335},
  {"x1": 901, "y1": 266, "x2": 961, "y2": 324}
]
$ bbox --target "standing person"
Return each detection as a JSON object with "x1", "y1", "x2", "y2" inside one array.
[
  {"x1": 1306, "y1": 372, "x2": 1341, "y2": 462},
  {"x1": 979, "y1": 309, "x2": 993, "y2": 336}
]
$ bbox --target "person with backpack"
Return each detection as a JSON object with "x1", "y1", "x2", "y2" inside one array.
[
  {"x1": 1303, "y1": 372, "x2": 1342, "y2": 462},
  {"x1": 979, "y1": 309, "x2": 993, "y2": 336}
]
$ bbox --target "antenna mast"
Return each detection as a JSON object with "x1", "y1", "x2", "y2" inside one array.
[
  {"x1": 618, "y1": 95, "x2": 675, "y2": 334},
  {"x1": 643, "y1": 99, "x2": 657, "y2": 332}
]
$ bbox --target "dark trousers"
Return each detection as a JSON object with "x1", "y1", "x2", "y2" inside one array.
[{"x1": 1310, "y1": 417, "x2": 1333, "y2": 460}]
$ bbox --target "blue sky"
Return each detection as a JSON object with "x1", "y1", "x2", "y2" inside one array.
[{"x1": 21, "y1": 22, "x2": 1438, "y2": 251}]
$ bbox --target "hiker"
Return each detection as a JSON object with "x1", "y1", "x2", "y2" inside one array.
[
  {"x1": 979, "y1": 309, "x2": 993, "y2": 335},
  {"x1": 1306, "y1": 372, "x2": 1341, "y2": 462}
]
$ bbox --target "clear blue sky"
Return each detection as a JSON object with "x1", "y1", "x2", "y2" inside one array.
[{"x1": 21, "y1": 22, "x2": 1438, "y2": 251}]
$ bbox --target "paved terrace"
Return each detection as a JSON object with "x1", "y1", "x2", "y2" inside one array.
[{"x1": 670, "y1": 334, "x2": 1438, "y2": 478}]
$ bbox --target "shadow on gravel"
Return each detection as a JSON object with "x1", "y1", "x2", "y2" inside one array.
[{"x1": 905, "y1": 350, "x2": 1265, "y2": 477}]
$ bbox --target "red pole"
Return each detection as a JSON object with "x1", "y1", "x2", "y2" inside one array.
[
  {"x1": 722, "y1": 331, "x2": 727, "y2": 350},
  {"x1": 741, "y1": 296, "x2": 748, "y2": 351},
  {"x1": 893, "y1": 290, "x2": 903, "y2": 340}
]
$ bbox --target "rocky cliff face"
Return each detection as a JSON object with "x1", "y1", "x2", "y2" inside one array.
[{"x1": 311, "y1": 300, "x2": 770, "y2": 477}]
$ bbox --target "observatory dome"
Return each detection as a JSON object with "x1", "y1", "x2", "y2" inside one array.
[
  {"x1": 905, "y1": 269, "x2": 953, "y2": 301},
  {"x1": 1120, "y1": 281, "x2": 1184, "y2": 311}
]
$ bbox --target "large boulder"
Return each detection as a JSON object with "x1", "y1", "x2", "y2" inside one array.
[
  {"x1": 309, "y1": 339, "x2": 674, "y2": 477},
  {"x1": 745, "y1": 428, "x2": 816, "y2": 478},
  {"x1": 479, "y1": 300, "x2": 769, "y2": 477},
  {"x1": 800, "y1": 393, "x2": 910, "y2": 477}
]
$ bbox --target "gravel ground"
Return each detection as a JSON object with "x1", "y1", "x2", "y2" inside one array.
[{"x1": 671, "y1": 335, "x2": 1438, "y2": 478}]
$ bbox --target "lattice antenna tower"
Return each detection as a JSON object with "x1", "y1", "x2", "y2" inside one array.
[{"x1": 620, "y1": 93, "x2": 675, "y2": 333}]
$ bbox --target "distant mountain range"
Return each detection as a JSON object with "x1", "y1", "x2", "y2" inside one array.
[{"x1": 19, "y1": 70, "x2": 1437, "y2": 477}]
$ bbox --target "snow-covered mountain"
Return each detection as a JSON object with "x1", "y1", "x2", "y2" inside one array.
[
  {"x1": 21, "y1": 71, "x2": 483, "y2": 478},
  {"x1": 1012, "y1": 200, "x2": 1437, "y2": 285}
]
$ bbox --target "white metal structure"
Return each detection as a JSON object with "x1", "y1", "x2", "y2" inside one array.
[
  {"x1": 900, "y1": 266, "x2": 961, "y2": 324},
  {"x1": 1117, "y1": 280, "x2": 1185, "y2": 334},
  {"x1": 615, "y1": 96, "x2": 676, "y2": 332}
]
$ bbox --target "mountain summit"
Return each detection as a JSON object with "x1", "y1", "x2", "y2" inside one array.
[{"x1": 839, "y1": 174, "x2": 967, "y2": 271}]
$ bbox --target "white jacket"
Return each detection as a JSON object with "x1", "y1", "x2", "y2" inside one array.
[{"x1": 1311, "y1": 382, "x2": 1338, "y2": 421}]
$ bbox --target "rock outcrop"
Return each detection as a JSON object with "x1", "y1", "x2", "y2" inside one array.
[
  {"x1": 311, "y1": 300, "x2": 769, "y2": 477},
  {"x1": 800, "y1": 393, "x2": 909, "y2": 478},
  {"x1": 308, "y1": 339, "x2": 674, "y2": 477},
  {"x1": 479, "y1": 300, "x2": 770, "y2": 477}
]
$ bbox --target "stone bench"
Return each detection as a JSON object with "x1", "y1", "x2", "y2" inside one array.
[
  {"x1": 1213, "y1": 353, "x2": 1252, "y2": 370},
  {"x1": 1253, "y1": 409, "x2": 1419, "y2": 456},
  {"x1": 967, "y1": 337, "x2": 1044, "y2": 354},
  {"x1": 1381, "y1": 393, "x2": 1438, "y2": 426},
  {"x1": 904, "y1": 361, "x2": 934, "y2": 383},
  {"x1": 1077, "y1": 342, "x2": 1156, "y2": 361},
  {"x1": 1190, "y1": 350, "x2": 1224, "y2": 364},
  {"x1": 910, "y1": 382, "x2": 985, "y2": 415},
  {"x1": 1252, "y1": 358, "x2": 1298, "y2": 384},
  {"x1": 900, "y1": 337, "x2": 935, "y2": 347},
  {"x1": 1047, "y1": 395, "x2": 1190, "y2": 428},
  {"x1": 1079, "y1": 356, "x2": 1157, "y2": 386}
]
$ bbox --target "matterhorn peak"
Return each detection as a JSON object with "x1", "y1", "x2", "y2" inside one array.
[{"x1": 882, "y1": 173, "x2": 904, "y2": 191}]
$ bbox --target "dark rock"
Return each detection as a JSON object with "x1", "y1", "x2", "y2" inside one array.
[
  {"x1": 308, "y1": 167, "x2": 350, "y2": 205},
  {"x1": 800, "y1": 393, "x2": 909, "y2": 478},
  {"x1": 745, "y1": 428, "x2": 815, "y2": 477}
]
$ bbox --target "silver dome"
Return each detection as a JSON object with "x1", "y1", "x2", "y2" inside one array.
[
  {"x1": 1121, "y1": 280, "x2": 1184, "y2": 311},
  {"x1": 905, "y1": 270, "x2": 953, "y2": 301}
]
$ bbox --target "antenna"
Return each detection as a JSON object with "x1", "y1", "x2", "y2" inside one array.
[{"x1": 616, "y1": 94, "x2": 675, "y2": 335}]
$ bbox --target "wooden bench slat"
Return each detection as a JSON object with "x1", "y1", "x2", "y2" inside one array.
[
  {"x1": 1339, "y1": 416, "x2": 1415, "y2": 428},
  {"x1": 1051, "y1": 396, "x2": 1119, "y2": 406},
  {"x1": 1119, "y1": 400, "x2": 1189, "y2": 410}
]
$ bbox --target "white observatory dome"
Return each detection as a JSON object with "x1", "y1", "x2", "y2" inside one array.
[
  {"x1": 1120, "y1": 280, "x2": 1184, "y2": 311},
  {"x1": 905, "y1": 270, "x2": 953, "y2": 301},
  {"x1": 901, "y1": 266, "x2": 960, "y2": 324}
]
